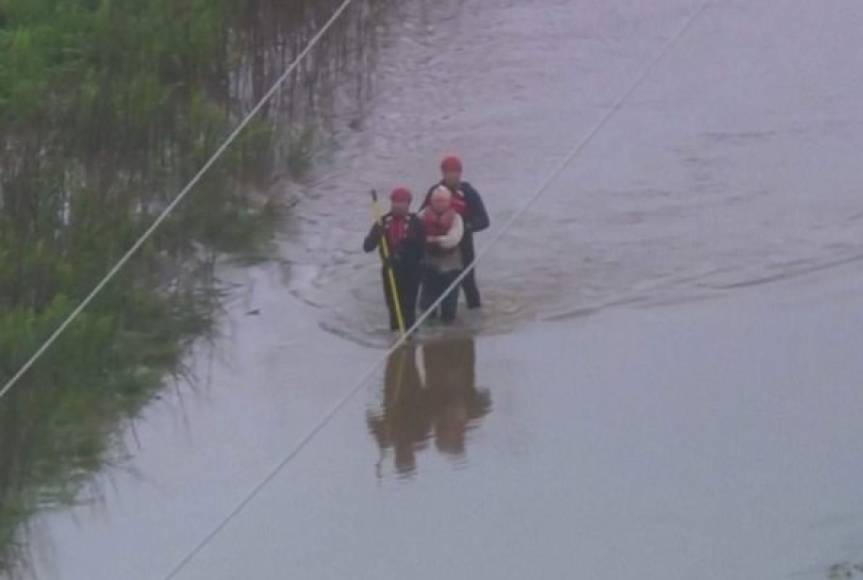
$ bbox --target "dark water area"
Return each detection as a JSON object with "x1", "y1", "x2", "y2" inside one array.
[
  {"x1": 107, "y1": 264, "x2": 863, "y2": 580},
  {"x1": 283, "y1": 0, "x2": 863, "y2": 348}
]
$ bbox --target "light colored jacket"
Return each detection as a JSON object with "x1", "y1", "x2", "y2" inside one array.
[{"x1": 423, "y1": 212, "x2": 464, "y2": 273}]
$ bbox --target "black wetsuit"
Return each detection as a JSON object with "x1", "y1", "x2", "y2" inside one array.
[
  {"x1": 364, "y1": 213, "x2": 425, "y2": 330},
  {"x1": 422, "y1": 181, "x2": 489, "y2": 308}
]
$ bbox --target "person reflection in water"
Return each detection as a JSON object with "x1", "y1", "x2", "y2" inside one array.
[{"x1": 367, "y1": 337, "x2": 492, "y2": 478}]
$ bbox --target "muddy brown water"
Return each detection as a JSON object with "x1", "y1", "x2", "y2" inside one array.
[{"x1": 15, "y1": 0, "x2": 863, "y2": 578}]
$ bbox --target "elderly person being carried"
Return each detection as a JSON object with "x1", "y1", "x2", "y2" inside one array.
[{"x1": 419, "y1": 185, "x2": 465, "y2": 324}]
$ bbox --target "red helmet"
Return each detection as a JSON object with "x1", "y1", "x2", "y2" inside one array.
[
  {"x1": 390, "y1": 187, "x2": 412, "y2": 202},
  {"x1": 441, "y1": 155, "x2": 463, "y2": 173}
]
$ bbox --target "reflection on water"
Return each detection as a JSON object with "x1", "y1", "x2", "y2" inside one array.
[{"x1": 367, "y1": 338, "x2": 491, "y2": 478}]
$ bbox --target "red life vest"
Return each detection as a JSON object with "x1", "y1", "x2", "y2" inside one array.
[
  {"x1": 426, "y1": 184, "x2": 468, "y2": 218},
  {"x1": 450, "y1": 189, "x2": 468, "y2": 218},
  {"x1": 384, "y1": 214, "x2": 409, "y2": 251},
  {"x1": 422, "y1": 207, "x2": 456, "y2": 237}
]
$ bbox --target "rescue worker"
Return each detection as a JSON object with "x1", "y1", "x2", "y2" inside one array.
[
  {"x1": 419, "y1": 186, "x2": 464, "y2": 323},
  {"x1": 423, "y1": 155, "x2": 490, "y2": 309},
  {"x1": 363, "y1": 187, "x2": 425, "y2": 331}
]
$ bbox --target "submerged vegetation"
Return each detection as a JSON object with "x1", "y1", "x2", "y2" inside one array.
[{"x1": 0, "y1": 0, "x2": 389, "y2": 573}]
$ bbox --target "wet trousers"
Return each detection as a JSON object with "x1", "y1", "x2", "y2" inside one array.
[
  {"x1": 382, "y1": 267, "x2": 420, "y2": 331},
  {"x1": 459, "y1": 235, "x2": 481, "y2": 309},
  {"x1": 420, "y1": 268, "x2": 462, "y2": 323}
]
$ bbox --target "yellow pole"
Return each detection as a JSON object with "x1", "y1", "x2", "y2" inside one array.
[{"x1": 370, "y1": 190, "x2": 407, "y2": 336}]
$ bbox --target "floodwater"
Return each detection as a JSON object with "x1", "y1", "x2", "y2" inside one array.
[{"x1": 15, "y1": 0, "x2": 863, "y2": 578}]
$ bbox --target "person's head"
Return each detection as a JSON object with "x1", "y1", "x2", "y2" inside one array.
[
  {"x1": 440, "y1": 155, "x2": 463, "y2": 188},
  {"x1": 430, "y1": 185, "x2": 452, "y2": 214},
  {"x1": 389, "y1": 187, "x2": 412, "y2": 215}
]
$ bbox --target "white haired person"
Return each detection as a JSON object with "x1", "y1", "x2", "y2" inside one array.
[
  {"x1": 422, "y1": 155, "x2": 489, "y2": 309},
  {"x1": 419, "y1": 185, "x2": 465, "y2": 323}
]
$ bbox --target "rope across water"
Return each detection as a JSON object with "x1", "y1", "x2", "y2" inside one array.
[
  {"x1": 0, "y1": 0, "x2": 357, "y2": 403},
  {"x1": 160, "y1": 2, "x2": 714, "y2": 577}
]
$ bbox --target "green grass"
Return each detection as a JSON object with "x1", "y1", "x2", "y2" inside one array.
[{"x1": 0, "y1": 0, "x2": 393, "y2": 574}]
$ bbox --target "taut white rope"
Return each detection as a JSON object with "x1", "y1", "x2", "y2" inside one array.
[
  {"x1": 159, "y1": 2, "x2": 713, "y2": 578},
  {"x1": 0, "y1": 0, "x2": 357, "y2": 402}
]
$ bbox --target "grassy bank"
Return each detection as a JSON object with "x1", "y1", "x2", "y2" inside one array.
[{"x1": 0, "y1": 0, "x2": 389, "y2": 573}]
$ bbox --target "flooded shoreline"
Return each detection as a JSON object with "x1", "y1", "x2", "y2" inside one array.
[
  {"x1": 6, "y1": 0, "x2": 863, "y2": 578},
  {"x1": 35, "y1": 253, "x2": 862, "y2": 580},
  {"x1": 0, "y1": 0, "x2": 395, "y2": 575}
]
